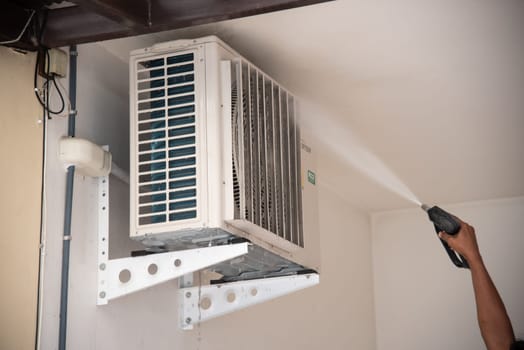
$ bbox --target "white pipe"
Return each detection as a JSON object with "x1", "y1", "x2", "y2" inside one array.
[
  {"x1": 110, "y1": 162, "x2": 130, "y2": 184},
  {"x1": 35, "y1": 110, "x2": 48, "y2": 350}
]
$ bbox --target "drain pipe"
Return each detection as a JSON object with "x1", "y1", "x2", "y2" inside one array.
[{"x1": 58, "y1": 44, "x2": 77, "y2": 350}]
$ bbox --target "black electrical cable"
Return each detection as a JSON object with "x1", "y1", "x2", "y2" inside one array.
[
  {"x1": 45, "y1": 54, "x2": 50, "y2": 119},
  {"x1": 45, "y1": 49, "x2": 65, "y2": 115},
  {"x1": 33, "y1": 49, "x2": 47, "y2": 109},
  {"x1": 33, "y1": 10, "x2": 62, "y2": 348},
  {"x1": 33, "y1": 10, "x2": 50, "y2": 349},
  {"x1": 34, "y1": 49, "x2": 65, "y2": 117},
  {"x1": 51, "y1": 78, "x2": 65, "y2": 114},
  {"x1": 33, "y1": 12, "x2": 46, "y2": 109},
  {"x1": 32, "y1": 11, "x2": 65, "y2": 116}
]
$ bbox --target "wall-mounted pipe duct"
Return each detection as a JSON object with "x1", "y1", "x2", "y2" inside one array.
[{"x1": 58, "y1": 44, "x2": 77, "y2": 350}]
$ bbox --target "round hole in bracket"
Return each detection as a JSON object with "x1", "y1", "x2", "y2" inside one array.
[
  {"x1": 101, "y1": 237, "x2": 106, "y2": 242},
  {"x1": 226, "y1": 292, "x2": 236, "y2": 303},
  {"x1": 101, "y1": 251, "x2": 105, "y2": 255},
  {"x1": 250, "y1": 288, "x2": 258, "y2": 296},
  {"x1": 118, "y1": 269, "x2": 131, "y2": 283},
  {"x1": 200, "y1": 296, "x2": 212, "y2": 310},
  {"x1": 174, "y1": 259, "x2": 182, "y2": 267},
  {"x1": 102, "y1": 193, "x2": 106, "y2": 197},
  {"x1": 99, "y1": 291, "x2": 106, "y2": 298},
  {"x1": 147, "y1": 263, "x2": 158, "y2": 275},
  {"x1": 102, "y1": 206, "x2": 106, "y2": 210},
  {"x1": 102, "y1": 179, "x2": 106, "y2": 184}
]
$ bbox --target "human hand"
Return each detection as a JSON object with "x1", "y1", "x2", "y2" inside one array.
[{"x1": 438, "y1": 218, "x2": 482, "y2": 264}]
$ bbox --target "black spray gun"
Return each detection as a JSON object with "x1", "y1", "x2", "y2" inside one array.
[{"x1": 421, "y1": 204, "x2": 469, "y2": 269}]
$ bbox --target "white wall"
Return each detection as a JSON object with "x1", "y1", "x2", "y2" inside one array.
[
  {"x1": 40, "y1": 42, "x2": 377, "y2": 350},
  {"x1": 35, "y1": 32, "x2": 523, "y2": 350},
  {"x1": 191, "y1": 188, "x2": 376, "y2": 350},
  {"x1": 372, "y1": 197, "x2": 524, "y2": 350}
]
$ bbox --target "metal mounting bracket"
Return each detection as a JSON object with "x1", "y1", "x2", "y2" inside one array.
[
  {"x1": 179, "y1": 273, "x2": 319, "y2": 329},
  {"x1": 96, "y1": 175, "x2": 249, "y2": 305}
]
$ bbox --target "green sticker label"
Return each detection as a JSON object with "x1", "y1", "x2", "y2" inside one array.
[{"x1": 307, "y1": 170, "x2": 316, "y2": 185}]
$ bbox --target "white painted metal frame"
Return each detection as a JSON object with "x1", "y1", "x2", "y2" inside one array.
[
  {"x1": 96, "y1": 174, "x2": 319, "y2": 326},
  {"x1": 179, "y1": 273, "x2": 319, "y2": 329},
  {"x1": 96, "y1": 175, "x2": 249, "y2": 305}
]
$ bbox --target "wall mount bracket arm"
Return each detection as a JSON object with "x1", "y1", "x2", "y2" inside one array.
[
  {"x1": 179, "y1": 272, "x2": 319, "y2": 329},
  {"x1": 96, "y1": 175, "x2": 249, "y2": 305}
]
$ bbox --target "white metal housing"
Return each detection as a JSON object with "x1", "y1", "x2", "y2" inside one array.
[{"x1": 129, "y1": 36, "x2": 320, "y2": 277}]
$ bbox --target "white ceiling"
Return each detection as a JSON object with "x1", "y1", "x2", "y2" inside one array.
[{"x1": 100, "y1": 0, "x2": 524, "y2": 212}]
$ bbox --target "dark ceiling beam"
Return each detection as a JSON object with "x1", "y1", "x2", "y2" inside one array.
[
  {"x1": 67, "y1": 0, "x2": 148, "y2": 29},
  {"x1": 42, "y1": 6, "x2": 133, "y2": 47},
  {"x1": 41, "y1": 0, "x2": 333, "y2": 48},
  {"x1": 152, "y1": 0, "x2": 333, "y2": 28}
]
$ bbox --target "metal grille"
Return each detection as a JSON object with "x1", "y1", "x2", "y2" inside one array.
[
  {"x1": 231, "y1": 60, "x2": 304, "y2": 247},
  {"x1": 135, "y1": 52, "x2": 198, "y2": 227}
]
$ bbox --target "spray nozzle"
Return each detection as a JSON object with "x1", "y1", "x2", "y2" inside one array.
[{"x1": 421, "y1": 204, "x2": 469, "y2": 269}]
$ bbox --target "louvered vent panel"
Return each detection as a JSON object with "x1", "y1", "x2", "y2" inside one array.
[
  {"x1": 231, "y1": 60, "x2": 304, "y2": 247},
  {"x1": 135, "y1": 52, "x2": 198, "y2": 227}
]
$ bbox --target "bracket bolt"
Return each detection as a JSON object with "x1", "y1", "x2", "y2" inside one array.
[
  {"x1": 99, "y1": 291, "x2": 106, "y2": 298},
  {"x1": 186, "y1": 317, "x2": 192, "y2": 324},
  {"x1": 185, "y1": 291, "x2": 192, "y2": 298},
  {"x1": 99, "y1": 263, "x2": 106, "y2": 271}
]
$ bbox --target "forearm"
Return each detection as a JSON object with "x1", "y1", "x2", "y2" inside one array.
[{"x1": 468, "y1": 255, "x2": 514, "y2": 350}]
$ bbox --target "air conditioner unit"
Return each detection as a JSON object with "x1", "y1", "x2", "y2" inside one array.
[{"x1": 129, "y1": 36, "x2": 319, "y2": 282}]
